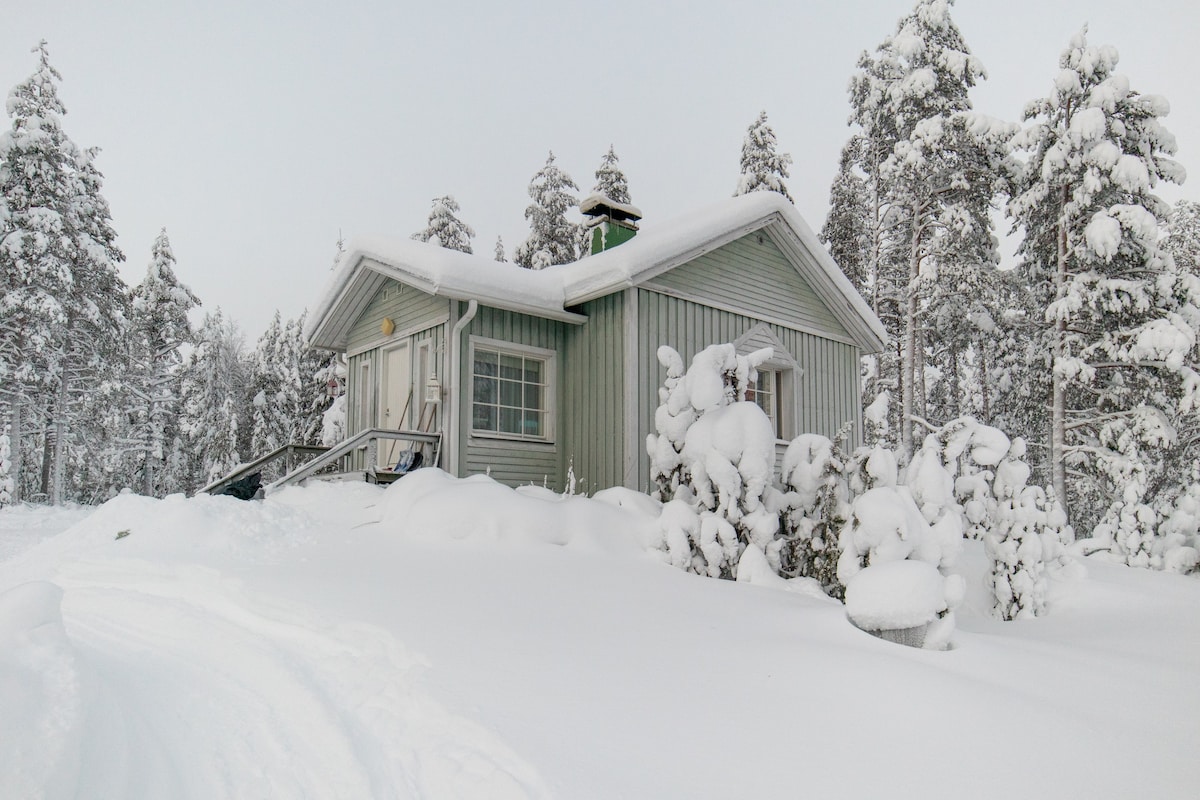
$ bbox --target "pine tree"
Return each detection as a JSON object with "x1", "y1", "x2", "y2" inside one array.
[
  {"x1": 592, "y1": 145, "x2": 631, "y2": 204},
  {"x1": 130, "y1": 228, "x2": 199, "y2": 496},
  {"x1": 828, "y1": 0, "x2": 1008, "y2": 458},
  {"x1": 411, "y1": 195, "x2": 475, "y2": 254},
  {"x1": 734, "y1": 111, "x2": 793, "y2": 201},
  {"x1": 1007, "y1": 28, "x2": 1191, "y2": 546},
  {"x1": 494, "y1": 236, "x2": 506, "y2": 263},
  {"x1": 514, "y1": 152, "x2": 580, "y2": 269}
]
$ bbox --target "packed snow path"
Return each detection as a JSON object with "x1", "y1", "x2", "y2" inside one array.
[{"x1": 0, "y1": 493, "x2": 549, "y2": 800}]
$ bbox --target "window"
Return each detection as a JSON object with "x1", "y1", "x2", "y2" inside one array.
[
  {"x1": 471, "y1": 339, "x2": 554, "y2": 440},
  {"x1": 746, "y1": 368, "x2": 783, "y2": 438},
  {"x1": 733, "y1": 323, "x2": 803, "y2": 442}
]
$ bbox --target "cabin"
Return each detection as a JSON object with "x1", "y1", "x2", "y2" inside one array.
[{"x1": 305, "y1": 191, "x2": 887, "y2": 492}]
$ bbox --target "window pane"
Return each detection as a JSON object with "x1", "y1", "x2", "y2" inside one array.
[
  {"x1": 473, "y1": 404, "x2": 496, "y2": 432},
  {"x1": 499, "y1": 354, "x2": 523, "y2": 381},
  {"x1": 524, "y1": 360, "x2": 542, "y2": 383},
  {"x1": 524, "y1": 410, "x2": 543, "y2": 437},
  {"x1": 474, "y1": 376, "x2": 497, "y2": 404},
  {"x1": 474, "y1": 349, "x2": 497, "y2": 377},
  {"x1": 499, "y1": 407, "x2": 521, "y2": 434},
  {"x1": 524, "y1": 383, "x2": 542, "y2": 410},
  {"x1": 499, "y1": 379, "x2": 522, "y2": 407}
]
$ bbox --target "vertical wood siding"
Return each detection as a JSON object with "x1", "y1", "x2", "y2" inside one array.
[
  {"x1": 561, "y1": 293, "x2": 624, "y2": 493},
  {"x1": 346, "y1": 279, "x2": 448, "y2": 352},
  {"x1": 635, "y1": 288, "x2": 862, "y2": 491},
  {"x1": 646, "y1": 233, "x2": 852, "y2": 342},
  {"x1": 458, "y1": 303, "x2": 566, "y2": 489},
  {"x1": 343, "y1": 279, "x2": 447, "y2": 471}
]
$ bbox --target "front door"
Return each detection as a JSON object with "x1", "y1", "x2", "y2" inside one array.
[{"x1": 378, "y1": 344, "x2": 412, "y2": 467}]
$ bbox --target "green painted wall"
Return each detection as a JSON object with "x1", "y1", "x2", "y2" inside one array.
[
  {"x1": 646, "y1": 232, "x2": 852, "y2": 342},
  {"x1": 457, "y1": 303, "x2": 568, "y2": 489},
  {"x1": 634, "y1": 287, "x2": 862, "y2": 491},
  {"x1": 561, "y1": 292, "x2": 625, "y2": 493},
  {"x1": 346, "y1": 279, "x2": 448, "y2": 352},
  {"x1": 344, "y1": 279, "x2": 448, "y2": 471}
]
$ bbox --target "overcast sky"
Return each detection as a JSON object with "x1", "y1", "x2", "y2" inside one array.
[{"x1": 2, "y1": 0, "x2": 1197, "y2": 340}]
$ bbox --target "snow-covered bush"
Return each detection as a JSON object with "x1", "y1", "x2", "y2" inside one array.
[
  {"x1": 778, "y1": 431, "x2": 851, "y2": 598},
  {"x1": 985, "y1": 440, "x2": 1071, "y2": 620},
  {"x1": 0, "y1": 430, "x2": 12, "y2": 508},
  {"x1": 647, "y1": 344, "x2": 779, "y2": 578}
]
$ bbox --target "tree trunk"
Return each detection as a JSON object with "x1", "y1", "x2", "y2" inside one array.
[
  {"x1": 900, "y1": 200, "x2": 922, "y2": 460},
  {"x1": 40, "y1": 419, "x2": 54, "y2": 499},
  {"x1": 1051, "y1": 187, "x2": 1070, "y2": 532},
  {"x1": 10, "y1": 396, "x2": 22, "y2": 504},
  {"x1": 51, "y1": 367, "x2": 69, "y2": 505}
]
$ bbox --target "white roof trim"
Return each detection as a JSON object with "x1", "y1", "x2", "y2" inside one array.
[{"x1": 308, "y1": 192, "x2": 886, "y2": 353}]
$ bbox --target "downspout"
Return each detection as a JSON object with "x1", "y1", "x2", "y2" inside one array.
[{"x1": 446, "y1": 299, "x2": 478, "y2": 476}]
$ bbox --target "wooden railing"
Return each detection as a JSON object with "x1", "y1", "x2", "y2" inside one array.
[
  {"x1": 264, "y1": 428, "x2": 441, "y2": 494},
  {"x1": 198, "y1": 443, "x2": 331, "y2": 496}
]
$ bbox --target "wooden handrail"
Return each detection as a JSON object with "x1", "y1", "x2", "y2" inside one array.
[
  {"x1": 198, "y1": 443, "x2": 330, "y2": 496},
  {"x1": 265, "y1": 428, "x2": 441, "y2": 494}
]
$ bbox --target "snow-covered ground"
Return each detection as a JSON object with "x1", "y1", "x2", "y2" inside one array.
[{"x1": 2, "y1": 471, "x2": 1197, "y2": 799}]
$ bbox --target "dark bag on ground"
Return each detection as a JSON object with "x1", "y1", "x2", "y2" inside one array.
[{"x1": 219, "y1": 471, "x2": 262, "y2": 500}]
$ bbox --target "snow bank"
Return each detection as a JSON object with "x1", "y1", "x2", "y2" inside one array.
[
  {"x1": 378, "y1": 469, "x2": 658, "y2": 557},
  {"x1": 0, "y1": 484, "x2": 1198, "y2": 797}
]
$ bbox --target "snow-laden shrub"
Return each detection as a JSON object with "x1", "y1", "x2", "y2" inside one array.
[
  {"x1": 778, "y1": 431, "x2": 851, "y2": 598},
  {"x1": 0, "y1": 430, "x2": 12, "y2": 508},
  {"x1": 1153, "y1": 470, "x2": 1200, "y2": 574},
  {"x1": 647, "y1": 344, "x2": 779, "y2": 578},
  {"x1": 836, "y1": 484, "x2": 965, "y2": 650},
  {"x1": 984, "y1": 440, "x2": 1071, "y2": 620}
]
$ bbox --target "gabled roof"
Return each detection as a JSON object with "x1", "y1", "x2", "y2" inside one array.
[{"x1": 307, "y1": 192, "x2": 887, "y2": 353}]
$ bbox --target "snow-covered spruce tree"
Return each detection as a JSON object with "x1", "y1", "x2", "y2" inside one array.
[
  {"x1": 820, "y1": 136, "x2": 872, "y2": 294},
  {"x1": 1007, "y1": 28, "x2": 1192, "y2": 549},
  {"x1": 130, "y1": 228, "x2": 199, "y2": 496},
  {"x1": 0, "y1": 42, "x2": 79, "y2": 502},
  {"x1": 493, "y1": 236, "x2": 507, "y2": 263},
  {"x1": 592, "y1": 145, "x2": 632, "y2": 205},
  {"x1": 734, "y1": 111, "x2": 793, "y2": 201},
  {"x1": 830, "y1": 0, "x2": 1010, "y2": 458},
  {"x1": 247, "y1": 312, "x2": 290, "y2": 462},
  {"x1": 411, "y1": 195, "x2": 475, "y2": 254},
  {"x1": 293, "y1": 312, "x2": 340, "y2": 447},
  {"x1": 648, "y1": 344, "x2": 779, "y2": 578},
  {"x1": 984, "y1": 439, "x2": 1071, "y2": 619},
  {"x1": 0, "y1": 44, "x2": 130, "y2": 504},
  {"x1": 513, "y1": 152, "x2": 580, "y2": 269},
  {"x1": 778, "y1": 430, "x2": 853, "y2": 598},
  {"x1": 177, "y1": 309, "x2": 248, "y2": 489}
]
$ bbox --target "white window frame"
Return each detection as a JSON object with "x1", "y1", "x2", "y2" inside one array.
[
  {"x1": 356, "y1": 361, "x2": 372, "y2": 433},
  {"x1": 747, "y1": 367, "x2": 780, "y2": 437},
  {"x1": 733, "y1": 324, "x2": 803, "y2": 443},
  {"x1": 468, "y1": 336, "x2": 556, "y2": 443}
]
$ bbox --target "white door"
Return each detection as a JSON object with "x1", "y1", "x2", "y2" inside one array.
[{"x1": 378, "y1": 344, "x2": 411, "y2": 466}]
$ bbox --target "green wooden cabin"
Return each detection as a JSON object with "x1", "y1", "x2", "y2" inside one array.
[{"x1": 306, "y1": 192, "x2": 887, "y2": 492}]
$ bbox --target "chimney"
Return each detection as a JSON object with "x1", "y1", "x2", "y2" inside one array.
[{"x1": 580, "y1": 194, "x2": 642, "y2": 254}]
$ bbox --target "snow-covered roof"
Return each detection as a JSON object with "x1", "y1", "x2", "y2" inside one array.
[{"x1": 307, "y1": 192, "x2": 887, "y2": 353}]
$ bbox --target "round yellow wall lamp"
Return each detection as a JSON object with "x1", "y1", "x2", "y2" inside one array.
[{"x1": 380, "y1": 317, "x2": 395, "y2": 336}]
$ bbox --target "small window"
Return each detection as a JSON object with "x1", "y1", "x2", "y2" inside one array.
[
  {"x1": 746, "y1": 368, "x2": 784, "y2": 439},
  {"x1": 471, "y1": 340, "x2": 554, "y2": 440}
]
